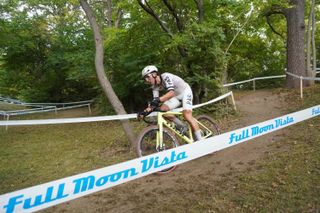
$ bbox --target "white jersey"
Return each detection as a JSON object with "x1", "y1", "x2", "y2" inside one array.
[{"x1": 152, "y1": 72, "x2": 189, "y2": 100}]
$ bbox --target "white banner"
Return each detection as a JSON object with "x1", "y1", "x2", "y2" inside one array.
[
  {"x1": 0, "y1": 104, "x2": 319, "y2": 213},
  {"x1": 0, "y1": 92, "x2": 233, "y2": 126},
  {"x1": 286, "y1": 72, "x2": 320, "y2": 81}
]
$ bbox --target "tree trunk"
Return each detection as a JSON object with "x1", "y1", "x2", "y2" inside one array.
[
  {"x1": 311, "y1": 0, "x2": 316, "y2": 76},
  {"x1": 306, "y1": 0, "x2": 315, "y2": 85},
  {"x1": 285, "y1": 0, "x2": 306, "y2": 88},
  {"x1": 103, "y1": 0, "x2": 113, "y2": 27},
  {"x1": 80, "y1": 0, "x2": 136, "y2": 147},
  {"x1": 194, "y1": 0, "x2": 204, "y2": 23}
]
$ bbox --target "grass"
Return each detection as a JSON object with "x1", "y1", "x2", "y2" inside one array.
[
  {"x1": 0, "y1": 107, "x2": 142, "y2": 194},
  {"x1": 0, "y1": 102, "x2": 27, "y2": 111},
  {"x1": 0, "y1": 86, "x2": 319, "y2": 212}
]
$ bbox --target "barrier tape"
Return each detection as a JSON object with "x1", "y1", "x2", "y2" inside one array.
[
  {"x1": 223, "y1": 75, "x2": 285, "y2": 87},
  {"x1": 223, "y1": 71, "x2": 320, "y2": 88},
  {"x1": 4, "y1": 104, "x2": 90, "y2": 117},
  {"x1": 23, "y1": 100, "x2": 93, "y2": 106},
  {"x1": 0, "y1": 104, "x2": 319, "y2": 213},
  {"x1": 0, "y1": 92, "x2": 233, "y2": 126},
  {"x1": 286, "y1": 72, "x2": 320, "y2": 81},
  {"x1": 4, "y1": 106, "x2": 56, "y2": 114}
]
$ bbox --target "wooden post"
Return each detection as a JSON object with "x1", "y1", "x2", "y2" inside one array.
[
  {"x1": 88, "y1": 104, "x2": 92, "y2": 115},
  {"x1": 230, "y1": 92, "x2": 237, "y2": 111},
  {"x1": 300, "y1": 76, "x2": 303, "y2": 99},
  {"x1": 5, "y1": 114, "x2": 9, "y2": 131}
]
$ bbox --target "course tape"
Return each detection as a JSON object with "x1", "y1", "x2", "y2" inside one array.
[
  {"x1": 23, "y1": 100, "x2": 93, "y2": 106},
  {"x1": 223, "y1": 71, "x2": 320, "y2": 88},
  {"x1": 0, "y1": 104, "x2": 319, "y2": 213},
  {"x1": 4, "y1": 106, "x2": 56, "y2": 114},
  {"x1": 4, "y1": 104, "x2": 90, "y2": 117},
  {"x1": 223, "y1": 75, "x2": 285, "y2": 87},
  {"x1": 286, "y1": 72, "x2": 320, "y2": 81},
  {"x1": 0, "y1": 92, "x2": 233, "y2": 126}
]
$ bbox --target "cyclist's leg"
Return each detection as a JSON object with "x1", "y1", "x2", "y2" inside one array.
[
  {"x1": 183, "y1": 110, "x2": 201, "y2": 139},
  {"x1": 161, "y1": 98, "x2": 180, "y2": 121},
  {"x1": 181, "y1": 87, "x2": 201, "y2": 141}
]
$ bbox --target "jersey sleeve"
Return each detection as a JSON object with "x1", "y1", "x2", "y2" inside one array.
[
  {"x1": 163, "y1": 75, "x2": 174, "y2": 91},
  {"x1": 152, "y1": 86, "x2": 160, "y2": 98}
]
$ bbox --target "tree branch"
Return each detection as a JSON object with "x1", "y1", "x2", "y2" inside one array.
[
  {"x1": 115, "y1": 9, "x2": 123, "y2": 28},
  {"x1": 193, "y1": 0, "x2": 204, "y2": 23},
  {"x1": 264, "y1": 5, "x2": 286, "y2": 39},
  {"x1": 162, "y1": 0, "x2": 183, "y2": 32},
  {"x1": 137, "y1": 0, "x2": 173, "y2": 37}
]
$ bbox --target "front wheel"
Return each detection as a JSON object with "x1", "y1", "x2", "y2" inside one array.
[
  {"x1": 196, "y1": 115, "x2": 221, "y2": 139},
  {"x1": 135, "y1": 125, "x2": 179, "y2": 174}
]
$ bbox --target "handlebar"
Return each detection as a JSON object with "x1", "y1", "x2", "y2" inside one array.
[{"x1": 137, "y1": 106, "x2": 164, "y2": 125}]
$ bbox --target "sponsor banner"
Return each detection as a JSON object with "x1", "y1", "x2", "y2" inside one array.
[{"x1": 0, "y1": 105, "x2": 319, "y2": 213}]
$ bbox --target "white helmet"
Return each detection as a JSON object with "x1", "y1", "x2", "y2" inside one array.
[{"x1": 141, "y1": 65, "x2": 158, "y2": 78}]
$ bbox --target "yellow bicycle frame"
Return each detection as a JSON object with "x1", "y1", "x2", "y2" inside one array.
[{"x1": 156, "y1": 111, "x2": 214, "y2": 151}]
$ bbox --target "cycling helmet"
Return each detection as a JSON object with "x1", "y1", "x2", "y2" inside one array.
[{"x1": 141, "y1": 65, "x2": 158, "y2": 78}]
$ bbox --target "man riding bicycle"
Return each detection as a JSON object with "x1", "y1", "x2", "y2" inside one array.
[{"x1": 140, "y1": 65, "x2": 202, "y2": 141}]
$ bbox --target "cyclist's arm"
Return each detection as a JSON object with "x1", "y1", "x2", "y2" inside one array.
[
  {"x1": 159, "y1": 73, "x2": 175, "y2": 102},
  {"x1": 159, "y1": 90, "x2": 175, "y2": 102}
]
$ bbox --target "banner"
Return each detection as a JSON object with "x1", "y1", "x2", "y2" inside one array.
[
  {"x1": 0, "y1": 92, "x2": 233, "y2": 126},
  {"x1": 0, "y1": 104, "x2": 319, "y2": 213}
]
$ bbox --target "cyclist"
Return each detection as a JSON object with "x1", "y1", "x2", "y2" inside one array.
[{"x1": 140, "y1": 65, "x2": 202, "y2": 141}]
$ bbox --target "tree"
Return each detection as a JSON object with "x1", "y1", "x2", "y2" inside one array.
[
  {"x1": 79, "y1": 0, "x2": 136, "y2": 147},
  {"x1": 0, "y1": 0, "x2": 98, "y2": 102},
  {"x1": 137, "y1": 0, "x2": 207, "y2": 103},
  {"x1": 306, "y1": 0, "x2": 316, "y2": 85},
  {"x1": 265, "y1": 0, "x2": 306, "y2": 88}
]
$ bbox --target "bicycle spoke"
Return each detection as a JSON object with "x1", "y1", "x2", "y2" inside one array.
[
  {"x1": 135, "y1": 126, "x2": 179, "y2": 174},
  {"x1": 196, "y1": 115, "x2": 221, "y2": 139}
]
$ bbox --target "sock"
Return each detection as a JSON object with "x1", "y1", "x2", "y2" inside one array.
[
  {"x1": 194, "y1": 130, "x2": 202, "y2": 141},
  {"x1": 173, "y1": 117, "x2": 185, "y2": 127}
]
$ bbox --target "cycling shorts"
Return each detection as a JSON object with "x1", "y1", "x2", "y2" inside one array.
[{"x1": 163, "y1": 85, "x2": 193, "y2": 110}]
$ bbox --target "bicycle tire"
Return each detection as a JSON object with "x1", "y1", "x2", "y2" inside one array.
[
  {"x1": 135, "y1": 125, "x2": 179, "y2": 174},
  {"x1": 196, "y1": 115, "x2": 221, "y2": 138}
]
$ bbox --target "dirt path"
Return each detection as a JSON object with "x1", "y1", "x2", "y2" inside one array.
[{"x1": 46, "y1": 89, "x2": 290, "y2": 213}]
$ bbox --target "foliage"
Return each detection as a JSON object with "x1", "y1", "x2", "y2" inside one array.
[
  {"x1": 0, "y1": 0, "x2": 319, "y2": 110},
  {"x1": 0, "y1": 0, "x2": 98, "y2": 102}
]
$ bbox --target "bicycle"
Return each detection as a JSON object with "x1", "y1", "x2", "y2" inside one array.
[{"x1": 136, "y1": 108, "x2": 221, "y2": 174}]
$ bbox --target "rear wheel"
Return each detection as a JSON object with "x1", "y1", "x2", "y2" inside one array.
[
  {"x1": 196, "y1": 115, "x2": 221, "y2": 138},
  {"x1": 135, "y1": 125, "x2": 179, "y2": 174}
]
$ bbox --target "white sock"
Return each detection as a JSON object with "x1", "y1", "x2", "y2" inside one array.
[
  {"x1": 173, "y1": 117, "x2": 185, "y2": 127},
  {"x1": 194, "y1": 130, "x2": 202, "y2": 141}
]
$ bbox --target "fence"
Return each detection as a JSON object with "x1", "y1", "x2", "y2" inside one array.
[
  {"x1": 223, "y1": 69, "x2": 320, "y2": 99},
  {"x1": 0, "y1": 92, "x2": 235, "y2": 130},
  {"x1": 0, "y1": 100, "x2": 93, "y2": 123}
]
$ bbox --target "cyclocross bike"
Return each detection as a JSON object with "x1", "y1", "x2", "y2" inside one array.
[{"x1": 136, "y1": 108, "x2": 221, "y2": 173}]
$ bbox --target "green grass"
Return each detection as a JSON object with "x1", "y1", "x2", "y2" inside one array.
[
  {"x1": 0, "y1": 86, "x2": 319, "y2": 212},
  {"x1": 0, "y1": 102, "x2": 27, "y2": 111},
  {"x1": 0, "y1": 108, "x2": 142, "y2": 194}
]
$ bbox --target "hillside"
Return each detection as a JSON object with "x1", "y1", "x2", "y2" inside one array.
[{"x1": 43, "y1": 88, "x2": 319, "y2": 212}]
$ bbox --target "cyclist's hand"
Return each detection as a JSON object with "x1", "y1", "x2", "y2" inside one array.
[
  {"x1": 150, "y1": 97, "x2": 160, "y2": 107},
  {"x1": 137, "y1": 111, "x2": 145, "y2": 121},
  {"x1": 137, "y1": 108, "x2": 151, "y2": 121}
]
